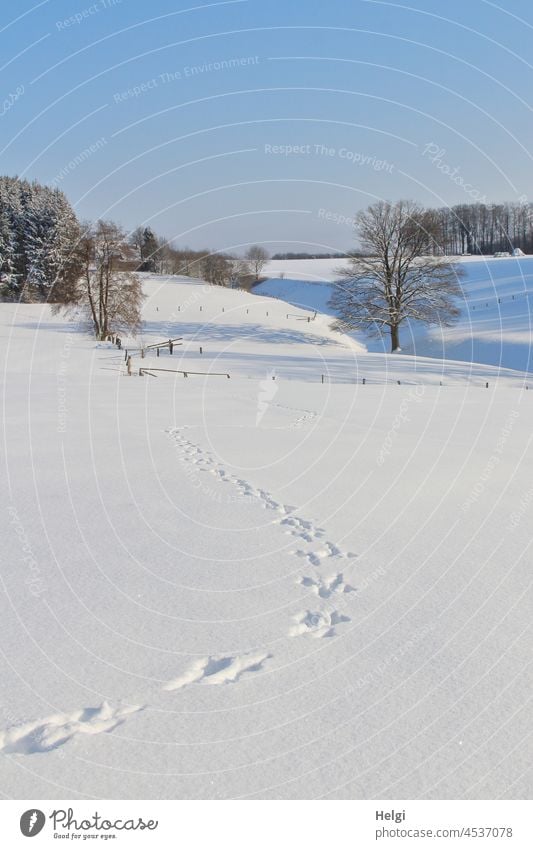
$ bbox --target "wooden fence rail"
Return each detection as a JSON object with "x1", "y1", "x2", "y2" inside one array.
[
  {"x1": 143, "y1": 337, "x2": 183, "y2": 350},
  {"x1": 138, "y1": 367, "x2": 230, "y2": 378}
]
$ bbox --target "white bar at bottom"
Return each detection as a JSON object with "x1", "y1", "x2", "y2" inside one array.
[{"x1": 2, "y1": 799, "x2": 531, "y2": 847}]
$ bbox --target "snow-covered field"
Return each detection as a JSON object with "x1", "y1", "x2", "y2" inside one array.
[
  {"x1": 1, "y1": 273, "x2": 532, "y2": 799},
  {"x1": 259, "y1": 256, "x2": 533, "y2": 372}
]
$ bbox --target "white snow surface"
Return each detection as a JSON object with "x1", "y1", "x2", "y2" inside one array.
[
  {"x1": 1, "y1": 272, "x2": 532, "y2": 800},
  {"x1": 259, "y1": 255, "x2": 533, "y2": 372}
]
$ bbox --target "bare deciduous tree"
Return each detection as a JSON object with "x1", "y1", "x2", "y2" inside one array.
[
  {"x1": 200, "y1": 252, "x2": 234, "y2": 286},
  {"x1": 54, "y1": 220, "x2": 145, "y2": 339},
  {"x1": 330, "y1": 200, "x2": 463, "y2": 351},
  {"x1": 245, "y1": 245, "x2": 269, "y2": 280}
]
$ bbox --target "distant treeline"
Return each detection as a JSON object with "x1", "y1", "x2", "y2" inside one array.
[
  {"x1": 267, "y1": 205, "x2": 533, "y2": 258},
  {"x1": 271, "y1": 252, "x2": 348, "y2": 260},
  {"x1": 271, "y1": 205, "x2": 533, "y2": 257},
  {"x1": 435, "y1": 202, "x2": 533, "y2": 255}
]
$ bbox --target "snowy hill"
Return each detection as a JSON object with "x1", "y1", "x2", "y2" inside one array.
[
  {"x1": 258, "y1": 256, "x2": 533, "y2": 373},
  {"x1": 1, "y1": 274, "x2": 532, "y2": 800},
  {"x1": 136, "y1": 273, "x2": 530, "y2": 388}
]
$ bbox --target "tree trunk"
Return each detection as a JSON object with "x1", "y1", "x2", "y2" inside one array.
[
  {"x1": 390, "y1": 324, "x2": 400, "y2": 352},
  {"x1": 86, "y1": 271, "x2": 100, "y2": 339}
]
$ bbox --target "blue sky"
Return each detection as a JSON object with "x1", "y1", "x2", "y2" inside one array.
[{"x1": 2, "y1": 0, "x2": 533, "y2": 252}]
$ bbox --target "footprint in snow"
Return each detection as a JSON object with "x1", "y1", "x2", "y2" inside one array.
[
  {"x1": 163, "y1": 652, "x2": 271, "y2": 691},
  {"x1": 294, "y1": 544, "x2": 358, "y2": 566},
  {"x1": 280, "y1": 516, "x2": 326, "y2": 541},
  {"x1": 289, "y1": 609, "x2": 351, "y2": 639},
  {"x1": 299, "y1": 573, "x2": 356, "y2": 599},
  {"x1": 0, "y1": 702, "x2": 143, "y2": 755}
]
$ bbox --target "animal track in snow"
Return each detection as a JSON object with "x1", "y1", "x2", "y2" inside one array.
[
  {"x1": 289, "y1": 609, "x2": 351, "y2": 639},
  {"x1": 167, "y1": 429, "x2": 297, "y2": 514},
  {"x1": 280, "y1": 515, "x2": 326, "y2": 542},
  {"x1": 299, "y1": 573, "x2": 356, "y2": 599},
  {"x1": 289, "y1": 410, "x2": 318, "y2": 429},
  {"x1": 166, "y1": 427, "x2": 357, "y2": 560},
  {"x1": 294, "y1": 543, "x2": 358, "y2": 567},
  {"x1": 163, "y1": 652, "x2": 271, "y2": 691},
  {"x1": 232, "y1": 478, "x2": 293, "y2": 513},
  {"x1": 252, "y1": 399, "x2": 318, "y2": 430},
  {"x1": 0, "y1": 702, "x2": 143, "y2": 755}
]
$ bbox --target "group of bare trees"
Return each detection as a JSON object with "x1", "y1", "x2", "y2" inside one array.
[
  {"x1": 124, "y1": 230, "x2": 270, "y2": 286},
  {"x1": 50, "y1": 222, "x2": 272, "y2": 338},
  {"x1": 436, "y1": 202, "x2": 533, "y2": 255}
]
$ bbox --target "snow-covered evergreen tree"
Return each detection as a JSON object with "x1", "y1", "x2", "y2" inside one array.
[
  {"x1": 0, "y1": 180, "x2": 18, "y2": 297},
  {"x1": 0, "y1": 176, "x2": 81, "y2": 302},
  {"x1": 139, "y1": 227, "x2": 159, "y2": 272}
]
